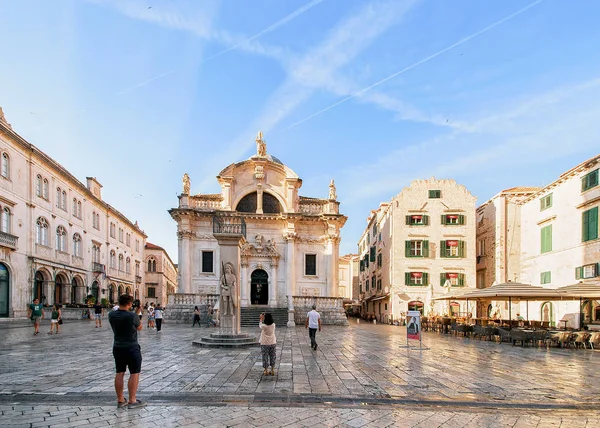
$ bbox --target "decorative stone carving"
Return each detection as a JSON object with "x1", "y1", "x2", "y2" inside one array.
[
  {"x1": 329, "y1": 179, "x2": 337, "y2": 200},
  {"x1": 219, "y1": 262, "x2": 236, "y2": 316},
  {"x1": 256, "y1": 131, "x2": 267, "y2": 157},
  {"x1": 301, "y1": 287, "x2": 321, "y2": 297},
  {"x1": 182, "y1": 173, "x2": 190, "y2": 194},
  {"x1": 177, "y1": 230, "x2": 195, "y2": 239},
  {"x1": 254, "y1": 165, "x2": 264, "y2": 180}
]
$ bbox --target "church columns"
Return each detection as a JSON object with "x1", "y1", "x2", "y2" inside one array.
[
  {"x1": 285, "y1": 235, "x2": 296, "y2": 297},
  {"x1": 256, "y1": 188, "x2": 263, "y2": 214},
  {"x1": 327, "y1": 238, "x2": 339, "y2": 298},
  {"x1": 177, "y1": 230, "x2": 193, "y2": 293},
  {"x1": 240, "y1": 262, "x2": 249, "y2": 306},
  {"x1": 269, "y1": 261, "x2": 278, "y2": 307}
]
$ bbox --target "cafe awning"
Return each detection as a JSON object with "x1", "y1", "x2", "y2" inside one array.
[
  {"x1": 434, "y1": 282, "x2": 564, "y2": 301},
  {"x1": 556, "y1": 281, "x2": 600, "y2": 299}
]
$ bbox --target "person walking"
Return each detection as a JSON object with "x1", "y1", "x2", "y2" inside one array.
[
  {"x1": 135, "y1": 305, "x2": 143, "y2": 323},
  {"x1": 94, "y1": 301, "x2": 104, "y2": 328},
  {"x1": 28, "y1": 298, "x2": 44, "y2": 336},
  {"x1": 305, "y1": 305, "x2": 322, "y2": 351},
  {"x1": 48, "y1": 304, "x2": 62, "y2": 334},
  {"x1": 192, "y1": 306, "x2": 201, "y2": 327},
  {"x1": 154, "y1": 304, "x2": 164, "y2": 332},
  {"x1": 108, "y1": 294, "x2": 145, "y2": 409},
  {"x1": 147, "y1": 304, "x2": 155, "y2": 330},
  {"x1": 259, "y1": 313, "x2": 277, "y2": 376}
]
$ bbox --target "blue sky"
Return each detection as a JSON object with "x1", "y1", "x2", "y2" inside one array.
[{"x1": 1, "y1": 0, "x2": 600, "y2": 261}]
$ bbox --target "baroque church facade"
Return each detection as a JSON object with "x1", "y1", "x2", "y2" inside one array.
[{"x1": 170, "y1": 133, "x2": 347, "y2": 311}]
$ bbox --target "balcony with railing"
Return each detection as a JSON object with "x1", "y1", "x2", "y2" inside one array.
[
  {"x1": 0, "y1": 231, "x2": 18, "y2": 250},
  {"x1": 213, "y1": 215, "x2": 246, "y2": 238},
  {"x1": 136, "y1": 275, "x2": 142, "y2": 283},
  {"x1": 92, "y1": 262, "x2": 104, "y2": 272},
  {"x1": 190, "y1": 194, "x2": 223, "y2": 210}
]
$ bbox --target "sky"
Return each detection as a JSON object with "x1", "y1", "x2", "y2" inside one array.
[{"x1": 1, "y1": 0, "x2": 600, "y2": 262}]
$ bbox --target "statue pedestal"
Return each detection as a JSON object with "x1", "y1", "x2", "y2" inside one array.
[
  {"x1": 287, "y1": 310, "x2": 296, "y2": 327},
  {"x1": 220, "y1": 314, "x2": 236, "y2": 332}
]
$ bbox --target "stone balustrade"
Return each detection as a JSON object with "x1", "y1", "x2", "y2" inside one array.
[
  {"x1": 292, "y1": 296, "x2": 348, "y2": 326},
  {"x1": 191, "y1": 198, "x2": 223, "y2": 210},
  {"x1": 298, "y1": 201, "x2": 326, "y2": 214},
  {"x1": 165, "y1": 293, "x2": 219, "y2": 323}
]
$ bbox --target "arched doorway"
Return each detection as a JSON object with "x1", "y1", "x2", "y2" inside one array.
[
  {"x1": 250, "y1": 269, "x2": 269, "y2": 305},
  {"x1": 55, "y1": 274, "x2": 66, "y2": 304},
  {"x1": 408, "y1": 301, "x2": 424, "y2": 314},
  {"x1": 134, "y1": 289, "x2": 139, "y2": 300},
  {"x1": 126, "y1": 286, "x2": 131, "y2": 296},
  {"x1": 541, "y1": 301, "x2": 554, "y2": 326},
  {"x1": 449, "y1": 301, "x2": 460, "y2": 316},
  {"x1": 34, "y1": 271, "x2": 45, "y2": 302},
  {"x1": 0, "y1": 263, "x2": 9, "y2": 317},
  {"x1": 71, "y1": 276, "x2": 79, "y2": 304},
  {"x1": 109, "y1": 283, "x2": 116, "y2": 304},
  {"x1": 91, "y1": 281, "x2": 99, "y2": 303},
  {"x1": 118, "y1": 285, "x2": 124, "y2": 297}
]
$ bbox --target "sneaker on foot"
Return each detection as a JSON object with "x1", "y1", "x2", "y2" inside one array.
[
  {"x1": 314, "y1": 344, "x2": 318, "y2": 351},
  {"x1": 128, "y1": 399, "x2": 147, "y2": 409},
  {"x1": 117, "y1": 400, "x2": 128, "y2": 409}
]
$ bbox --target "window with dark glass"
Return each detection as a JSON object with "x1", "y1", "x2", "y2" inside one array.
[
  {"x1": 202, "y1": 251, "x2": 213, "y2": 273},
  {"x1": 305, "y1": 254, "x2": 317, "y2": 276}
]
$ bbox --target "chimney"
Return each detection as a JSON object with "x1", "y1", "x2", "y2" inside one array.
[{"x1": 86, "y1": 177, "x2": 103, "y2": 200}]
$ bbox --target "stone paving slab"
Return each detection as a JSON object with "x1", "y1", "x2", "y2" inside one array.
[
  {"x1": 1, "y1": 321, "x2": 599, "y2": 406},
  {"x1": 0, "y1": 404, "x2": 599, "y2": 427}
]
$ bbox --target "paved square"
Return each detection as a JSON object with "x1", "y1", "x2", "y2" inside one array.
[{"x1": 0, "y1": 320, "x2": 599, "y2": 426}]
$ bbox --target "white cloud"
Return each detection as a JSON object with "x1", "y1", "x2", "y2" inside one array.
[{"x1": 341, "y1": 76, "x2": 600, "y2": 204}]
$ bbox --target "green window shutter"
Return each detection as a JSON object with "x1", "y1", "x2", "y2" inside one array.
[
  {"x1": 405, "y1": 241, "x2": 411, "y2": 257},
  {"x1": 440, "y1": 273, "x2": 446, "y2": 286},
  {"x1": 459, "y1": 274, "x2": 465, "y2": 286},
  {"x1": 423, "y1": 240, "x2": 429, "y2": 258},
  {"x1": 441, "y1": 215, "x2": 446, "y2": 225},
  {"x1": 583, "y1": 210, "x2": 590, "y2": 241},
  {"x1": 423, "y1": 272, "x2": 429, "y2": 284},
  {"x1": 590, "y1": 207, "x2": 598, "y2": 240},
  {"x1": 597, "y1": 263, "x2": 600, "y2": 277},
  {"x1": 459, "y1": 241, "x2": 465, "y2": 258},
  {"x1": 370, "y1": 246, "x2": 376, "y2": 262},
  {"x1": 406, "y1": 215, "x2": 411, "y2": 225},
  {"x1": 541, "y1": 225, "x2": 552, "y2": 253},
  {"x1": 405, "y1": 272, "x2": 410, "y2": 286},
  {"x1": 440, "y1": 241, "x2": 446, "y2": 258},
  {"x1": 459, "y1": 215, "x2": 465, "y2": 225},
  {"x1": 575, "y1": 266, "x2": 582, "y2": 279},
  {"x1": 360, "y1": 260, "x2": 364, "y2": 271},
  {"x1": 423, "y1": 215, "x2": 429, "y2": 225}
]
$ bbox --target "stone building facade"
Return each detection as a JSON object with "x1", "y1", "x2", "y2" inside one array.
[
  {"x1": 169, "y1": 133, "x2": 348, "y2": 324},
  {"x1": 358, "y1": 179, "x2": 477, "y2": 322},
  {"x1": 338, "y1": 254, "x2": 359, "y2": 301},
  {"x1": 0, "y1": 108, "x2": 146, "y2": 318},
  {"x1": 518, "y1": 155, "x2": 600, "y2": 327},
  {"x1": 144, "y1": 242, "x2": 177, "y2": 307}
]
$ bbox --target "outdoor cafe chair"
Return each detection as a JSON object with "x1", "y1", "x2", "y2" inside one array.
[
  {"x1": 497, "y1": 328, "x2": 511, "y2": 343},
  {"x1": 473, "y1": 324, "x2": 484, "y2": 340},
  {"x1": 572, "y1": 332, "x2": 590, "y2": 349},
  {"x1": 510, "y1": 329, "x2": 527, "y2": 347},
  {"x1": 588, "y1": 332, "x2": 600, "y2": 350}
]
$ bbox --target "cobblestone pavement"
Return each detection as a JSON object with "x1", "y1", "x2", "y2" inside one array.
[{"x1": 0, "y1": 320, "x2": 599, "y2": 426}]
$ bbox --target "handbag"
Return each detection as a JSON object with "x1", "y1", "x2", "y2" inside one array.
[{"x1": 58, "y1": 318, "x2": 63, "y2": 325}]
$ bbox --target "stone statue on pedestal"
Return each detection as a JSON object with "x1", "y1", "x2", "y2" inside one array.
[
  {"x1": 220, "y1": 262, "x2": 236, "y2": 316},
  {"x1": 256, "y1": 131, "x2": 267, "y2": 157},
  {"x1": 182, "y1": 173, "x2": 190, "y2": 194},
  {"x1": 329, "y1": 179, "x2": 337, "y2": 200}
]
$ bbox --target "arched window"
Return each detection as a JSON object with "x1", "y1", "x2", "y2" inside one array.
[
  {"x1": 126, "y1": 257, "x2": 131, "y2": 273},
  {"x1": 1, "y1": 207, "x2": 10, "y2": 233},
  {"x1": 96, "y1": 213, "x2": 100, "y2": 228},
  {"x1": 110, "y1": 250, "x2": 116, "y2": 268},
  {"x1": 1, "y1": 153, "x2": 9, "y2": 178},
  {"x1": 36, "y1": 175, "x2": 42, "y2": 197},
  {"x1": 72, "y1": 198, "x2": 77, "y2": 215},
  {"x1": 92, "y1": 244, "x2": 100, "y2": 263},
  {"x1": 62, "y1": 191, "x2": 67, "y2": 210},
  {"x1": 56, "y1": 187, "x2": 61, "y2": 208},
  {"x1": 118, "y1": 254, "x2": 124, "y2": 271},
  {"x1": 36, "y1": 217, "x2": 49, "y2": 245},
  {"x1": 43, "y1": 179, "x2": 49, "y2": 199},
  {"x1": 73, "y1": 233, "x2": 82, "y2": 257},
  {"x1": 77, "y1": 201, "x2": 82, "y2": 218},
  {"x1": 56, "y1": 225, "x2": 67, "y2": 252},
  {"x1": 147, "y1": 258, "x2": 156, "y2": 272}
]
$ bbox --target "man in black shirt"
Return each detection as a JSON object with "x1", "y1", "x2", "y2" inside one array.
[
  {"x1": 108, "y1": 294, "x2": 145, "y2": 409},
  {"x1": 94, "y1": 301, "x2": 104, "y2": 328}
]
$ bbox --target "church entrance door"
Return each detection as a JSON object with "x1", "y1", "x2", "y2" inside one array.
[{"x1": 250, "y1": 269, "x2": 268, "y2": 305}]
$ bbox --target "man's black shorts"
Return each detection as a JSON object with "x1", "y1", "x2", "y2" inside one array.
[{"x1": 112, "y1": 345, "x2": 142, "y2": 374}]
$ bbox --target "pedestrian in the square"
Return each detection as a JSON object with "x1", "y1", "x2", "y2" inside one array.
[
  {"x1": 94, "y1": 301, "x2": 104, "y2": 328},
  {"x1": 48, "y1": 304, "x2": 61, "y2": 334},
  {"x1": 305, "y1": 305, "x2": 322, "y2": 351},
  {"x1": 108, "y1": 294, "x2": 145, "y2": 409},
  {"x1": 259, "y1": 312, "x2": 276, "y2": 376},
  {"x1": 28, "y1": 298, "x2": 44, "y2": 336},
  {"x1": 135, "y1": 305, "x2": 142, "y2": 322},
  {"x1": 192, "y1": 306, "x2": 201, "y2": 327},
  {"x1": 147, "y1": 304, "x2": 155, "y2": 330},
  {"x1": 154, "y1": 304, "x2": 164, "y2": 332}
]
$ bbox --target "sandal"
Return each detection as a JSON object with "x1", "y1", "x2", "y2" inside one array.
[{"x1": 263, "y1": 369, "x2": 269, "y2": 376}]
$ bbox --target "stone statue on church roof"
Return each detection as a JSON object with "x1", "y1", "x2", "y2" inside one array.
[
  {"x1": 328, "y1": 179, "x2": 337, "y2": 200},
  {"x1": 256, "y1": 131, "x2": 267, "y2": 157},
  {"x1": 182, "y1": 173, "x2": 190, "y2": 195}
]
